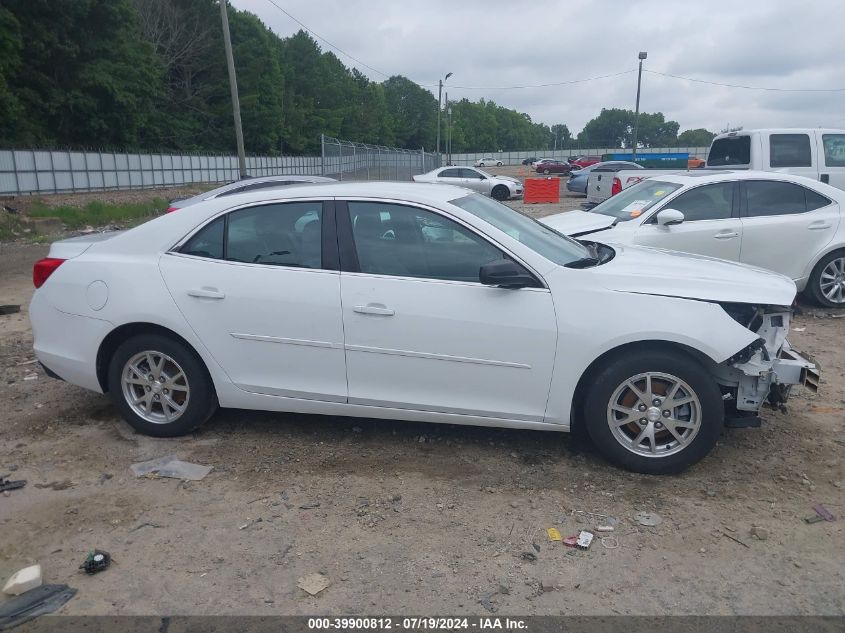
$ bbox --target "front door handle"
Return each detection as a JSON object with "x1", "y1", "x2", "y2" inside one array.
[
  {"x1": 187, "y1": 287, "x2": 225, "y2": 299},
  {"x1": 808, "y1": 221, "x2": 832, "y2": 231},
  {"x1": 353, "y1": 303, "x2": 395, "y2": 316},
  {"x1": 714, "y1": 231, "x2": 739, "y2": 239}
]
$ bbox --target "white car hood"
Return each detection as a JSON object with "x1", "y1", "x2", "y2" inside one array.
[
  {"x1": 587, "y1": 243, "x2": 797, "y2": 306},
  {"x1": 541, "y1": 210, "x2": 616, "y2": 236}
]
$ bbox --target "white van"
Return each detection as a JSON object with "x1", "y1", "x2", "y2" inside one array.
[{"x1": 707, "y1": 129, "x2": 845, "y2": 190}]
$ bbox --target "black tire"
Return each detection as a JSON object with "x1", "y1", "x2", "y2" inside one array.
[
  {"x1": 496, "y1": 161, "x2": 503, "y2": 166},
  {"x1": 107, "y1": 333, "x2": 218, "y2": 437},
  {"x1": 583, "y1": 349, "x2": 723, "y2": 474},
  {"x1": 491, "y1": 185, "x2": 510, "y2": 201},
  {"x1": 806, "y1": 250, "x2": 845, "y2": 308}
]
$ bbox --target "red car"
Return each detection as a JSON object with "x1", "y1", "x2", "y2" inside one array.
[
  {"x1": 535, "y1": 160, "x2": 574, "y2": 175},
  {"x1": 568, "y1": 155, "x2": 602, "y2": 168}
]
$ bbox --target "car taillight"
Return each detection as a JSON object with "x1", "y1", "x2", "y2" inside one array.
[
  {"x1": 611, "y1": 177, "x2": 622, "y2": 196},
  {"x1": 166, "y1": 206, "x2": 179, "y2": 213},
  {"x1": 33, "y1": 258, "x2": 66, "y2": 288}
]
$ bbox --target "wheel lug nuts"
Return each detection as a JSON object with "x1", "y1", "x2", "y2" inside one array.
[
  {"x1": 153, "y1": 394, "x2": 160, "y2": 401},
  {"x1": 148, "y1": 374, "x2": 154, "y2": 381},
  {"x1": 639, "y1": 418, "x2": 647, "y2": 425},
  {"x1": 638, "y1": 404, "x2": 647, "y2": 412},
  {"x1": 655, "y1": 422, "x2": 663, "y2": 429},
  {"x1": 163, "y1": 389, "x2": 169, "y2": 395},
  {"x1": 663, "y1": 410, "x2": 671, "y2": 417},
  {"x1": 652, "y1": 398, "x2": 661, "y2": 406},
  {"x1": 145, "y1": 386, "x2": 151, "y2": 392}
]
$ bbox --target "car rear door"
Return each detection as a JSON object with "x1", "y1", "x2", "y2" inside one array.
[
  {"x1": 336, "y1": 199, "x2": 557, "y2": 422},
  {"x1": 738, "y1": 179, "x2": 840, "y2": 281},
  {"x1": 632, "y1": 181, "x2": 742, "y2": 262},
  {"x1": 159, "y1": 199, "x2": 348, "y2": 402},
  {"x1": 435, "y1": 167, "x2": 469, "y2": 188}
]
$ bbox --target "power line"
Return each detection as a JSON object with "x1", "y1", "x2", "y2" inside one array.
[
  {"x1": 643, "y1": 68, "x2": 845, "y2": 92},
  {"x1": 447, "y1": 69, "x2": 637, "y2": 90}
]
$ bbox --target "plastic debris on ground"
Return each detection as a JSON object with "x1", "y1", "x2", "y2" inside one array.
[
  {"x1": 576, "y1": 531, "x2": 594, "y2": 550},
  {"x1": 79, "y1": 550, "x2": 111, "y2": 575},
  {"x1": 0, "y1": 477, "x2": 26, "y2": 493},
  {"x1": 634, "y1": 511, "x2": 662, "y2": 527},
  {"x1": 297, "y1": 573, "x2": 330, "y2": 596},
  {"x1": 546, "y1": 527, "x2": 561, "y2": 542},
  {"x1": 130, "y1": 455, "x2": 212, "y2": 481},
  {"x1": 813, "y1": 504, "x2": 836, "y2": 522},
  {"x1": 562, "y1": 535, "x2": 579, "y2": 548},
  {"x1": 3, "y1": 564, "x2": 43, "y2": 596},
  {"x1": 0, "y1": 584, "x2": 77, "y2": 630}
]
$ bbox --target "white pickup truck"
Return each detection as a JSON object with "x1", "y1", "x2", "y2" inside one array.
[{"x1": 586, "y1": 165, "x2": 681, "y2": 207}]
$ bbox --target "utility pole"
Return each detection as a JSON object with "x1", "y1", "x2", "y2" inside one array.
[
  {"x1": 446, "y1": 93, "x2": 452, "y2": 165},
  {"x1": 437, "y1": 72, "x2": 452, "y2": 155},
  {"x1": 631, "y1": 51, "x2": 647, "y2": 162},
  {"x1": 220, "y1": 0, "x2": 247, "y2": 178}
]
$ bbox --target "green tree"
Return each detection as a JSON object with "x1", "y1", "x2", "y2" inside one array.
[
  {"x1": 677, "y1": 128, "x2": 716, "y2": 146},
  {"x1": 383, "y1": 76, "x2": 437, "y2": 149},
  {"x1": 578, "y1": 108, "x2": 680, "y2": 148}
]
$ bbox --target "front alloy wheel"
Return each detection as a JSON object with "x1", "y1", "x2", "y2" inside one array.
[
  {"x1": 583, "y1": 350, "x2": 723, "y2": 474},
  {"x1": 815, "y1": 254, "x2": 845, "y2": 306}
]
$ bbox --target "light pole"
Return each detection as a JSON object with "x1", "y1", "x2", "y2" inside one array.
[
  {"x1": 437, "y1": 72, "x2": 452, "y2": 155},
  {"x1": 220, "y1": 0, "x2": 246, "y2": 178},
  {"x1": 447, "y1": 99, "x2": 452, "y2": 165},
  {"x1": 631, "y1": 51, "x2": 647, "y2": 162}
]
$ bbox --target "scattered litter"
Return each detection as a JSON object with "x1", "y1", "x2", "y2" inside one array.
[
  {"x1": 792, "y1": 327, "x2": 806, "y2": 332},
  {"x1": 749, "y1": 526, "x2": 769, "y2": 541},
  {"x1": 298, "y1": 501, "x2": 320, "y2": 509},
  {"x1": 595, "y1": 525, "x2": 614, "y2": 533},
  {"x1": 23, "y1": 374, "x2": 38, "y2": 381},
  {"x1": 634, "y1": 511, "x2": 662, "y2": 527},
  {"x1": 34, "y1": 479, "x2": 73, "y2": 491},
  {"x1": 297, "y1": 573, "x2": 330, "y2": 596},
  {"x1": 576, "y1": 531, "x2": 594, "y2": 550},
  {"x1": 519, "y1": 551, "x2": 537, "y2": 562},
  {"x1": 804, "y1": 514, "x2": 825, "y2": 524},
  {"x1": 600, "y1": 536, "x2": 619, "y2": 549},
  {"x1": 0, "y1": 305, "x2": 21, "y2": 316},
  {"x1": 0, "y1": 584, "x2": 77, "y2": 630},
  {"x1": 0, "y1": 477, "x2": 26, "y2": 493},
  {"x1": 129, "y1": 521, "x2": 163, "y2": 532},
  {"x1": 813, "y1": 504, "x2": 836, "y2": 522},
  {"x1": 531, "y1": 542, "x2": 540, "y2": 553},
  {"x1": 3, "y1": 564, "x2": 43, "y2": 596},
  {"x1": 722, "y1": 532, "x2": 750, "y2": 548},
  {"x1": 546, "y1": 527, "x2": 561, "y2": 542},
  {"x1": 15, "y1": 359, "x2": 38, "y2": 366},
  {"x1": 562, "y1": 535, "x2": 579, "y2": 548},
  {"x1": 571, "y1": 509, "x2": 607, "y2": 524},
  {"x1": 130, "y1": 455, "x2": 212, "y2": 481},
  {"x1": 79, "y1": 550, "x2": 111, "y2": 575}
]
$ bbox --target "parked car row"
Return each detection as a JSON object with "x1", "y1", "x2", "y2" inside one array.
[
  {"x1": 31, "y1": 181, "x2": 816, "y2": 475},
  {"x1": 413, "y1": 166, "x2": 523, "y2": 200}
]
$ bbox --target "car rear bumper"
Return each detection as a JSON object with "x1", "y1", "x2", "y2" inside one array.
[{"x1": 30, "y1": 291, "x2": 111, "y2": 393}]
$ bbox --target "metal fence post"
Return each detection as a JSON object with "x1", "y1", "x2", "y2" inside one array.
[{"x1": 320, "y1": 134, "x2": 326, "y2": 176}]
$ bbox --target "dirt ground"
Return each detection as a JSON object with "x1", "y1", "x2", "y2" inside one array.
[{"x1": 0, "y1": 183, "x2": 843, "y2": 617}]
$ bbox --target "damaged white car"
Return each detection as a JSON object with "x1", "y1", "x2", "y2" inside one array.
[{"x1": 29, "y1": 183, "x2": 817, "y2": 474}]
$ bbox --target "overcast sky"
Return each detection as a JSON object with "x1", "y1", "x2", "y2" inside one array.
[{"x1": 231, "y1": 0, "x2": 845, "y2": 135}]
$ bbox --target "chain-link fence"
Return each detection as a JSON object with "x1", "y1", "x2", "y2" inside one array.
[
  {"x1": 320, "y1": 135, "x2": 440, "y2": 182},
  {"x1": 448, "y1": 146, "x2": 710, "y2": 167}
]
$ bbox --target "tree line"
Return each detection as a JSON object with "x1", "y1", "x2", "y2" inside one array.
[{"x1": 0, "y1": 0, "x2": 716, "y2": 155}]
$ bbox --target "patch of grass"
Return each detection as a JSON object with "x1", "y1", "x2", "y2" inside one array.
[{"x1": 26, "y1": 198, "x2": 168, "y2": 229}]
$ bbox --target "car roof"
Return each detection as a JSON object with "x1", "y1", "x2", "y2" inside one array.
[
  {"x1": 643, "y1": 169, "x2": 844, "y2": 196},
  {"x1": 213, "y1": 180, "x2": 472, "y2": 205},
  {"x1": 713, "y1": 128, "x2": 845, "y2": 137}
]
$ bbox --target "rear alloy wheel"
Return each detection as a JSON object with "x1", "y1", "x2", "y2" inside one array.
[
  {"x1": 108, "y1": 333, "x2": 217, "y2": 437},
  {"x1": 496, "y1": 161, "x2": 503, "y2": 166},
  {"x1": 491, "y1": 185, "x2": 510, "y2": 201},
  {"x1": 583, "y1": 350, "x2": 723, "y2": 474},
  {"x1": 808, "y1": 251, "x2": 845, "y2": 307},
  {"x1": 543, "y1": 169, "x2": 550, "y2": 175}
]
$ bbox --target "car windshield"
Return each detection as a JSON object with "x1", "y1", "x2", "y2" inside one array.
[
  {"x1": 450, "y1": 193, "x2": 591, "y2": 265},
  {"x1": 590, "y1": 180, "x2": 683, "y2": 221},
  {"x1": 475, "y1": 168, "x2": 494, "y2": 178}
]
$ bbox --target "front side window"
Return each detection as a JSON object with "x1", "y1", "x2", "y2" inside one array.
[
  {"x1": 660, "y1": 182, "x2": 734, "y2": 222},
  {"x1": 439, "y1": 168, "x2": 463, "y2": 178},
  {"x1": 770, "y1": 134, "x2": 812, "y2": 168},
  {"x1": 822, "y1": 134, "x2": 845, "y2": 167},
  {"x1": 348, "y1": 201, "x2": 502, "y2": 282},
  {"x1": 745, "y1": 181, "x2": 811, "y2": 217},
  {"x1": 179, "y1": 202, "x2": 323, "y2": 268},
  {"x1": 461, "y1": 168, "x2": 484, "y2": 180},
  {"x1": 708, "y1": 136, "x2": 751, "y2": 166}
]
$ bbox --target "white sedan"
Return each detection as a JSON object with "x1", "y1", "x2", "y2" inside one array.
[
  {"x1": 167, "y1": 174, "x2": 335, "y2": 211},
  {"x1": 542, "y1": 171, "x2": 845, "y2": 307},
  {"x1": 413, "y1": 166, "x2": 523, "y2": 200},
  {"x1": 30, "y1": 182, "x2": 816, "y2": 474},
  {"x1": 474, "y1": 157, "x2": 504, "y2": 167}
]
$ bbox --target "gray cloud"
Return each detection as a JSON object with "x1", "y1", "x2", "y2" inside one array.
[{"x1": 232, "y1": 0, "x2": 845, "y2": 135}]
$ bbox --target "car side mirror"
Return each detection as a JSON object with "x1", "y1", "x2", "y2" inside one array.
[
  {"x1": 479, "y1": 259, "x2": 537, "y2": 289},
  {"x1": 656, "y1": 208, "x2": 685, "y2": 226}
]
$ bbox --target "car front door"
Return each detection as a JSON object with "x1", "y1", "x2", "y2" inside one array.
[
  {"x1": 159, "y1": 200, "x2": 348, "y2": 402},
  {"x1": 337, "y1": 199, "x2": 557, "y2": 422},
  {"x1": 633, "y1": 181, "x2": 742, "y2": 262},
  {"x1": 460, "y1": 168, "x2": 491, "y2": 195},
  {"x1": 738, "y1": 179, "x2": 840, "y2": 281}
]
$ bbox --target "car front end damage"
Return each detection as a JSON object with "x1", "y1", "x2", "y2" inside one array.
[{"x1": 713, "y1": 303, "x2": 819, "y2": 422}]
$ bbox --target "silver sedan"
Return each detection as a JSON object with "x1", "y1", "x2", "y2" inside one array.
[{"x1": 413, "y1": 166, "x2": 523, "y2": 200}]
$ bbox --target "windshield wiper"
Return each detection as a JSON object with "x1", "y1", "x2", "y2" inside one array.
[{"x1": 563, "y1": 256, "x2": 600, "y2": 269}]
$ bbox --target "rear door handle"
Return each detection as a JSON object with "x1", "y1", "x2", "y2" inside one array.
[
  {"x1": 353, "y1": 303, "x2": 394, "y2": 316},
  {"x1": 808, "y1": 221, "x2": 832, "y2": 230},
  {"x1": 714, "y1": 231, "x2": 739, "y2": 239},
  {"x1": 187, "y1": 287, "x2": 225, "y2": 299}
]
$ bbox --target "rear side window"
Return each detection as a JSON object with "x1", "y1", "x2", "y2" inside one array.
[
  {"x1": 439, "y1": 168, "x2": 463, "y2": 178},
  {"x1": 708, "y1": 136, "x2": 750, "y2": 166},
  {"x1": 822, "y1": 134, "x2": 845, "y2": 167},
  {"x1": 181, "y1": 216, "x2": 224, "y2": 258},
  {"x1": 769, "y1": 134, "x2": 812, "y2": 168},
  {"x1": 745, "y1": 181, "x2": 829, "y2": 217}
]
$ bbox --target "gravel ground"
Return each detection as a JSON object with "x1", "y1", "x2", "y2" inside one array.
[{"x1": 0, "y1": 180, "x2": 843, "y2": 617}]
